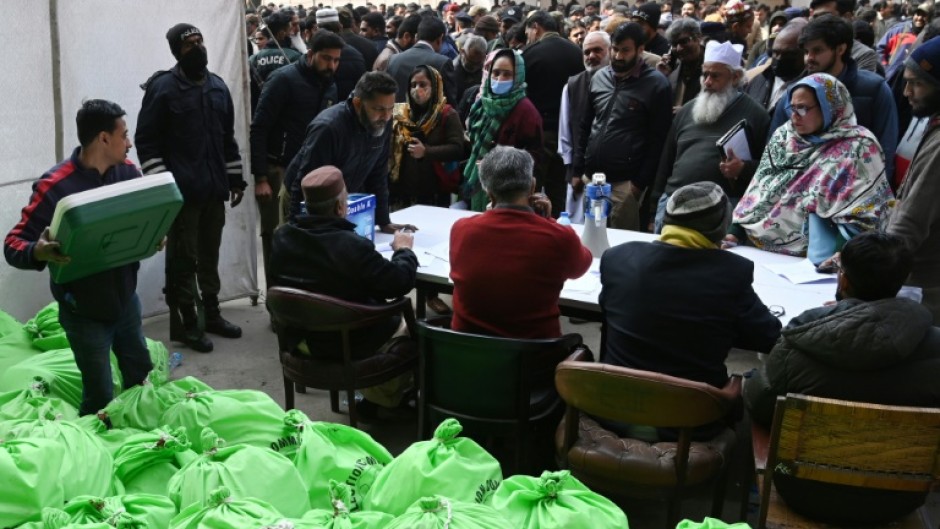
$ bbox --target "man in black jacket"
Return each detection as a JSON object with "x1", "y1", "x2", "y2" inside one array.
[
  {"x1": 523, "y1": 10, "x2": 585, "y2": 217},
  {"x1": 4, "y1": 100, "x2": 154, "y2": 415},
  {"x1": 251, "y1": 30, "x2": 343, "y2": 286},
  {"x1": 573, "y1": 22, "x2": 673, "y2": 230},
  {"x1": 631, "y1": 3, "x2": 671, "y2": 55},
  {"x1": 248, "y1": 12, "x2": 303, "y2": 111},
  {"x1": 338, "y1": 7, "x2": 380, "y2": 69},
  {"x1": 317, "y1": 9, "x2": 368, "y2": 100},
  {"x1": 136, "y1": 23, "x2": 247, "y2": 353},
  {"x1": 270, "y1": 165, "x2": 417, "y2": 358},
  {"x1": 600, "y1": 182, "x2": 781, "y2": 389},
  {"x1": 281, "y1": 72, "x2": 414, "y2": 235},
  {"x1": 387, "y1": 16, "x2": 458, "y2": 105}
]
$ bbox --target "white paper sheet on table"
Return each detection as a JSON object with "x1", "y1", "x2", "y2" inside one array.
[
  {"x1": 563, "y1": 258, "x2": 602, "y2": 294},
  {"x1": 420, "y1": 241, "x2": 450, "y2": 265},
  {"x1": 764, "y1": 259, "x2": 837, "y2": 285}
]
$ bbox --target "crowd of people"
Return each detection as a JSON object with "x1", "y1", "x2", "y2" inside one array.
[{"x1": 5, "y1": 0, "x2": 940, "y2": 524}]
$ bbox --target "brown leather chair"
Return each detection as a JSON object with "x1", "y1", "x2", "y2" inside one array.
[
  {"x1": 416, "y1": 320, "x2": 586, "y2": 475},
  {"x1": 555, "y1": 349, "x2": 743, "y2": 527},
  {"x1": 266, "y1": 286, "x2": 418, "y2": 427}
]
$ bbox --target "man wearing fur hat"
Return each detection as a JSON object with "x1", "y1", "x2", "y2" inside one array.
[
  {"x1": 887, "y1": 36, "x2": 940, "y2": 324},
  {"x1": 652, "y1": 40, "x2": 769, "y2": 233},
  {"x1": 599, "y1": 182, "x2": 781, "y2": 389},
  {"x1": 136, "y1": 23, "x2": 247, "y2": 353}
]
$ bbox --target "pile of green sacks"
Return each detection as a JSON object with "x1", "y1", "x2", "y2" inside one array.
[{"x1": 0, "y1": 305, "x2": 745, "y2": 529}]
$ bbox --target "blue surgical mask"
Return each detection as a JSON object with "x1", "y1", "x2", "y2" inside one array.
[{"x1": 490, "y1": 78, "x2": 513, "y2": 95}]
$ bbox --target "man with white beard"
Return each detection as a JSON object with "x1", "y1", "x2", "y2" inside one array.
[
  {"x1": 651, "y1": 40, "x2": 770, "y2": 232},
  {"x1": 558, "y1": 31, "x2": 611, "y2": 222}
]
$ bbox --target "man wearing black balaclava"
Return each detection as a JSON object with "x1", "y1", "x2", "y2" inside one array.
[{"x1": 136, "y1": 23, "x2": 247, "y2": 354}]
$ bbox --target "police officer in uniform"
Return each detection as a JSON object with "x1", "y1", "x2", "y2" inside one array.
[{"x1": 136, "y1": 23, "x2": 246, "y2": 352}]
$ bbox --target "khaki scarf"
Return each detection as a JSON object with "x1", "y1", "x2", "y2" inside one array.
[{"x1": 389, "y1": 65, "x2": 447, "y2": 182}]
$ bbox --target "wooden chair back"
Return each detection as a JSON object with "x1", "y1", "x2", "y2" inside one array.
[{"x1": 758, "y1": 394, "x2": 940, "y2": 528}]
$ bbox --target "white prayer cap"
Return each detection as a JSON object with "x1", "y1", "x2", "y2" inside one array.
[
  {"x1": 316, "y1": 8, "x2": 339, "y2": 24},
  {"x1": 703, "y1": 40, "x2": 744, "y2": 70}
]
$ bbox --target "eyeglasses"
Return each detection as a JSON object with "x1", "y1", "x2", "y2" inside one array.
[
  {"x1": 790, "y1": 104, "x2": 817, "y2": 117},
  {"x1": 672, "y1": 36, "x2": 693, "y2": 47}
]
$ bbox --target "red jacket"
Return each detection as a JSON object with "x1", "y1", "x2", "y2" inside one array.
[{"x1": 449, "y1": 207, "x2": 592, "y2": 338}]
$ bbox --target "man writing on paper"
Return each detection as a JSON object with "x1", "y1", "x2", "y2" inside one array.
[
  {"x1": 652, "y1": 40, "x2": 770, "y2": 233},
  {"x1": 4, "y1": 100, "x2": 155, "y2": 416},
  {"x1": 269, "y1": 166, "x2": 418, "y2": 414}
]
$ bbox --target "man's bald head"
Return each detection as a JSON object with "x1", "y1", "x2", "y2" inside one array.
[{"x1": 774, "y1": 17, "x2": 808, "y2": 50}]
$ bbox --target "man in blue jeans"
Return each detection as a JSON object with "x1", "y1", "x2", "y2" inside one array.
[{"x1": 3, "y1": 100, "x2": 155, "y2": 416}]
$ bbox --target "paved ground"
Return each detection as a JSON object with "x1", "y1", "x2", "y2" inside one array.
[{"x1": 145, "y1": 292, "x2": 940, "y2": 528}]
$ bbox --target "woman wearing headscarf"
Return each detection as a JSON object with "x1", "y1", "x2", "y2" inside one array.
[
  {"x1": 389, "y1": 65, "x2": 466, "y2": 209},
  {"x1": 726, "y1": 73, "x2": 893, "y2": 264},
  {"x1": 464, "y1": 49, "x2": 543, "y2": 211},
  {"x1": 389, "y1": 64, "x2": 466, "y2": 315}
]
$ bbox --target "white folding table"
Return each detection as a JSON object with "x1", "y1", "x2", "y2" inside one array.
[{"x1": 375, "y1": 205, "x2": 836, "y2": 326}]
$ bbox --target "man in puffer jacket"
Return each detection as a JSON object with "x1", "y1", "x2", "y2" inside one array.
[{"x1": 744, "y1": 231, "x2": 940, "y2": 525}]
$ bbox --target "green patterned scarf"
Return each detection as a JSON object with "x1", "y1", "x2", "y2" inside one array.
[{"x1": 464, "y1": 49, "x2": 527, "y2": 211}]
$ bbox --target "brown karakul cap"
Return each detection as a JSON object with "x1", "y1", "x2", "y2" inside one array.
[{"x1": 301, "y1": 166, "x2": 345, "y2": 203}]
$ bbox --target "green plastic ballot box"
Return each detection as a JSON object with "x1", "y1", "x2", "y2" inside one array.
[{"x1": 48, "y1": 173, "x2": 183, "y2": 284}]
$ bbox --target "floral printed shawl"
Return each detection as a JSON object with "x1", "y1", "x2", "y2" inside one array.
[{"x1": 732, "y1": 73, "x2": 893, "y2": 256}]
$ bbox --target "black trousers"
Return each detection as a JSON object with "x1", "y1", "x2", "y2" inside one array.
[{"x1": 166, "y1": 200, "x2": 225, "y2": 308}]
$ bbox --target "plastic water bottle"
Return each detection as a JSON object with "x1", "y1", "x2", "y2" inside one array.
[
  {"x1": 168, "y1": 352, "x2": 183, "y2": 371},
  {"x1": 557, "y1": 211, "x2": 572, "y2": 226}
]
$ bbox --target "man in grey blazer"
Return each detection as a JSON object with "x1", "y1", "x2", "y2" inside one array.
[{"x1": 387, "y1": 16, "x2": 458, "y2": 105}]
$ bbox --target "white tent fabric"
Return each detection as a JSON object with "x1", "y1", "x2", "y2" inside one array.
[{"x1": 0, "y1": 0, "x2": 258, "y2": 322}]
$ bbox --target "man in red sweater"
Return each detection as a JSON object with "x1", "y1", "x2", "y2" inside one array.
[{"x1": 449, "y1": 146, "x2": 593, "y2": 338}]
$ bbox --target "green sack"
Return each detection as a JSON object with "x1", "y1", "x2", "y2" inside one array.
[
  {"x1": 676, "y1": 518, "x2": 753, "y2": 529},
  {"x1": 113, "y1": 426, "x2": 198, "y2": 495},
  {"x1": 364, "y1": 419, "x2": 503, "y2": 516},
  {"x1": 11, "y1": 507, "x2": 71, "y2": 529},
  {"x1": 168, "y1": 428, "x2": 310, "y2": 517},
  {"x1": 4, "y1": 417, "x2": 116, "y2": 500},
  {"x1": 489, "y1": 470, "x2": 629, "y2": 529},
  {"x1": 55, "y1": 494, "x2": 177, "y2": 528},
  {"x1": 102, "y1": 371, "x2": 211, "y2": 432},
  {"x1": 24, "y1": 303, "x2": 70, "y2": 352},
  {"x1": 0, "y1": 377, "x2": 78, "y2": 421},
  {"x1": 146, "y1": 338, "x2": 171, "y2": 381},
  {"x1": 169, "y1": 486, "x2": 284, "y2": 529},
  {"x1": 0, "y1": 437, "x2": 67, "y2": 528},
  {"x1": 17, "y1": 508, "x2": 115, "y2": 529},
  {"x1": 0, "y1": 348, "x2": 119, "y2": 409},
  {"x1": 385, "y1": 496, "x2": 513, "y2": 529},
  {"x1": 160, "y1": 389, "x2": 287, "y2": 453},
  {"x1": 72, "y1": 414, "x2": 146, "y2": 458},
  {"x1": 0, "y1": 314, "x2": 39, "y2": 374},
  {"x1": 299, "y1": 481, "x2": 395, "y2": 529},
  {"x1": 287, "y1": 410, "x2": 392, "y2": 511}
]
